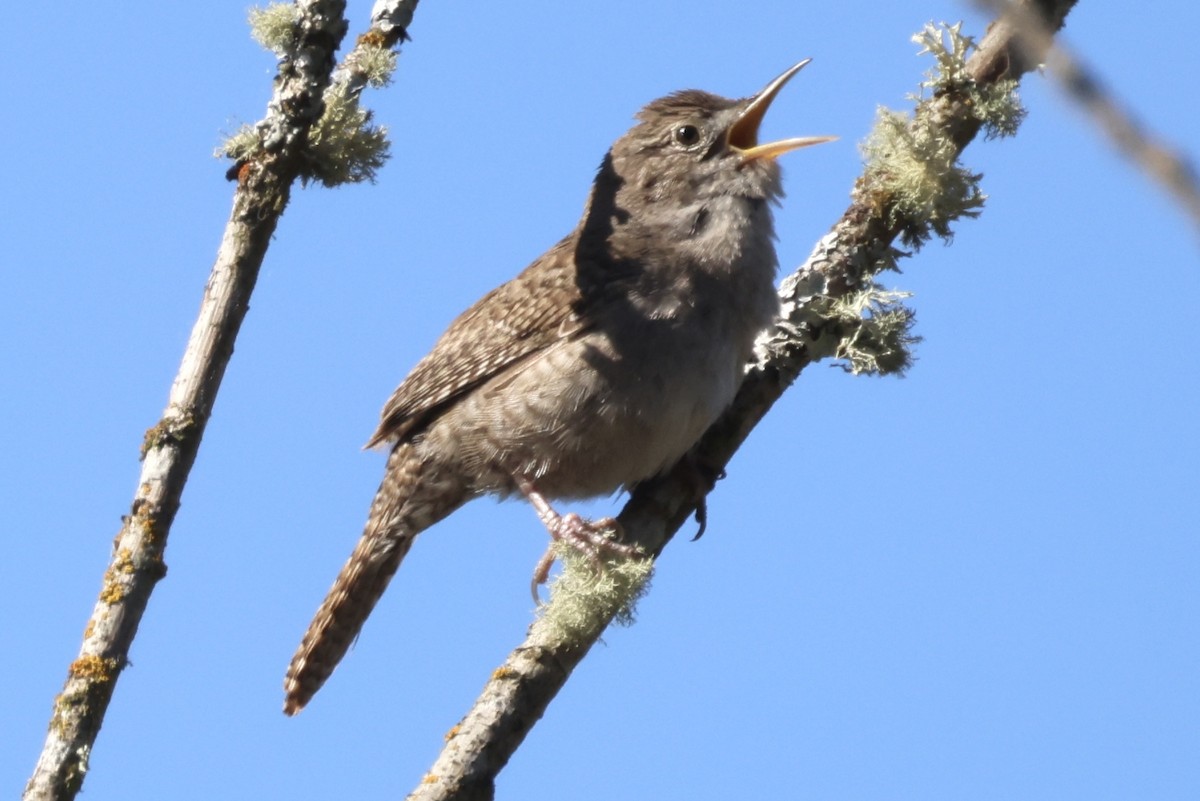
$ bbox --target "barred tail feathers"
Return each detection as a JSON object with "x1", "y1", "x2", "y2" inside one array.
[{"x1": 283, "y1": 442, "x2": 464, "y2": 715}]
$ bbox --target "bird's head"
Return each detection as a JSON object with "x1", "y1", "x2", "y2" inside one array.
[{"x1": 610, "y1": 59, "x2": 836, "y2": 207}]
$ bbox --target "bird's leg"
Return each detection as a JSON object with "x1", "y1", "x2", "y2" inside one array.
[{"x1": 516, "y1": 477, "x2": 641, "y2": 602}]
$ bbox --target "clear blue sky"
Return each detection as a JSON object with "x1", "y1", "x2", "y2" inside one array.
[{"x1": 4, "y1": 2, "x2": 1198, "y2": 799}]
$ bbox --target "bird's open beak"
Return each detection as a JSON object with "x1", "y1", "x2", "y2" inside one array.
[{"x1": 728, "y1": 59, "x2": 837, "y2": 162}]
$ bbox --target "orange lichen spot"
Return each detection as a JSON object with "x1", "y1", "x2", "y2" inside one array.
[
  {"x1": 357, "y1": 30, "x2": 388, "y2": 49},
  {"x1": 83, "y1": 619, "x2": 96, "y2": 640},
  {"x1": 421, "y1": 774, "x2": 440, "y2": 785},
  {"x1": 140, "y1": 515, "x2": 158, "y2": 541},
  {"x1": 100, "y1": 549, "x2": 134, "y2": 598},
  {"x1": 491, "y1": 666, "x2": 515, "y2": 681},
  {"x1": 69, "y1": 655, "x2": 117, "y2": 682},
  {"x1": 443, "y1": 724, "x2": 460, "y2": 742},
  {"x1": 98, "y1": 581, "x2": 125, "y2": 604},
  {"x1": 115, "y1": 548, "x2": 135, "y2": 573}
]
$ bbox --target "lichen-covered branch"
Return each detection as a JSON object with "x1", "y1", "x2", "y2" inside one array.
[
  {"x1": 22, "y1": 2, "x2": 418, "y2": 799},
  {"x1": 225, "y1": 0, "x2": 418, "y2": 186},
  {"x1": 404, "y1": 2, "x2": 1078, "y2": 799}
]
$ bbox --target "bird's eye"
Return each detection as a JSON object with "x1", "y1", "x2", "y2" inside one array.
[{"x1": 673, "y1": 124, "x2": 701, "y2": 146}]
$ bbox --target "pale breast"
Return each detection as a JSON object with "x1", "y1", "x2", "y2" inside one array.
[{"x1": 420, "y1": 291, "x2": 764, "y2": 500}]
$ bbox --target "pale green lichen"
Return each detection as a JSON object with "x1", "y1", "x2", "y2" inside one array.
[
  {"x1": 913, "y1": 21, "x2": 975, "y2": 94},
  {"x1": 346, "y1": 41, "x2": 398, "y2": 88},
  {"x1": 215, "y1": 89, "x2": 390, "y2": 186},
  {"x1": 837, "y1": 21, "x2": 1027, "y2": 372},
  {"x1": 534, "y1": 544, "x2": 654, "y2": 643},
  {"x1": 831, "y1": 285, "x2": 920, "y2": 376},
  {"x1": 860, "y1": 21, "x2": 1025, "y2": 248},
  {"x1": 972, "y1": 78, "x2": 1025, "y2": 140},
  {"x1": 248, "y1": 3, "x2": 300, "y2": 55},
  {"x1": 216, "y1": 124, "x2": 260, "y2": 162},
  {"x1": 305, "y1": 85, "x2": 390, "y2": 186},
  {"x1": 862, "y1": 106, "x2": 986, "y2": 246},
  {"x1": 223, "y1": 4, "x2": 396, "y2": 185},
  {"x1": 913, "y1": 22, "x2": 1026, "y2": 140}
]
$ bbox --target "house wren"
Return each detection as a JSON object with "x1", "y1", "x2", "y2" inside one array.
[{"x1": 284, "y1": 60, "x2": 833, "y2": 714}]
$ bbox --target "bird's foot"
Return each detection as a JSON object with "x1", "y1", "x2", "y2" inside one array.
[{"x1": 517, "y1": 478, "x2": 640, "y2": 603}]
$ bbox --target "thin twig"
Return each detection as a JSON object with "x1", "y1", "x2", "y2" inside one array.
[
  {"x1": 22, "y1": 2, "x2": 419, "y2": 799},
  {"x1": 974, "y1": 0, "x2": 1200, "y2": 232},
  {"x1": 403, "y1": 2, "x2": 1078, "y2": 799}
]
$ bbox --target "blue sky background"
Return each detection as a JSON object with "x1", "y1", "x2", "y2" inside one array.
[{"x1": 4, "y1": 2, "x2": 1198, "y2": 798}]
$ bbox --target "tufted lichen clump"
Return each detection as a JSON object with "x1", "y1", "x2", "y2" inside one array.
[
  {"x1": 831, "y1": 285, "x2": 920, "y2": 376},
  {"x1": 303, "y1": 86, "x2": 391, "y2": 186},
  {"x1": 219, "y1": 3, "x2": 397, "y2": 187},
  {"x1": 860, "y1": 22, "x2": 1026, "y2": 249},
  {"x1": 534, "y1": 544, "x2": 654, "y2": 643},
  {"x1": 913, "y1": 22, "x2": 1026, "y2": 140},
  {"x1": 248, "y1": 3, "x2": 300, "y2": 55}
]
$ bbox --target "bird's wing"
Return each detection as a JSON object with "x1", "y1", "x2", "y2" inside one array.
[{"x1": 366, "y1": 237, "x2": 595, "y2": 448}]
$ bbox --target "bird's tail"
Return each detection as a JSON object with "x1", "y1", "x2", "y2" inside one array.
[{"x1": 283, "y1": 442, "x2": 465, "y2": 715}]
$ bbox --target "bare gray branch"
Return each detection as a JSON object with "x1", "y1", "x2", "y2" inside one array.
[
  {"x1": 974, "y1": 0, "x2": 1200, "y2": 232},
  {"x1": 20, "y1": 2, "x2": 396, "y2": 798}
]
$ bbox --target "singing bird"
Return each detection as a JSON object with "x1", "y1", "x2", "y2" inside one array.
[{"x1": 284, "y1": 60, "x2": 833, "y2": 714}]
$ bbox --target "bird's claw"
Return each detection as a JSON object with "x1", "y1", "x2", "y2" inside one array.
[
  {"x1": 518, "y1": 477, "x2": 641, "y2": 603},
  {"x1": 530, "y1": 513, "x2": 642, "y2": 603}
]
